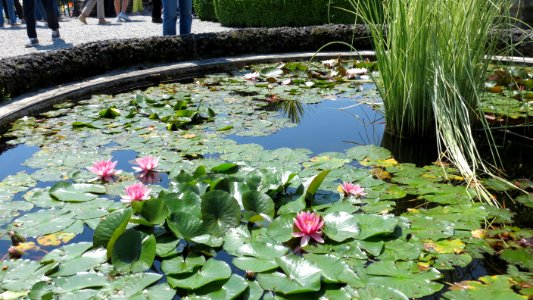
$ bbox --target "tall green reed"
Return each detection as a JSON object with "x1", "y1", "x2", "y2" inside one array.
[{"x1": 349, "y1": 0, "x2": 511, "y2": 204}]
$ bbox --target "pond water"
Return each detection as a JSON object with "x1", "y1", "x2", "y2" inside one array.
[{"x1": 0, "y1": 60, "x2": 530, "y2": 299}]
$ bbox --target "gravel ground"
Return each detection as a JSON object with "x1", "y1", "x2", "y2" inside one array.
[{"x1": 0, "y1": 14, "x2": 234, "y2": 59}]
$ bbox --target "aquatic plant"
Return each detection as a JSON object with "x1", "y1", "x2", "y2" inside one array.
[
  {"x1": 121, "y1": 182, "x2": 151, "y2": 202},
  {"x1": 87, "y1": 159, "x2": 122, "y2": 181},
  {"x1": 132, "y1": 155, "x2": 160, "y2": 173},
  {"x1": 350, "y1": 0, "x2": 512, "y2": 204},
  {"x1": 292, "y1": 211, "x2": 325, "y2": 247},
  {"x1": 339, "y1": 181, "x2": 367, "y2": 198}
]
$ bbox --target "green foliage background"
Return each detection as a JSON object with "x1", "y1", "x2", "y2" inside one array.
[
  {"x1": 193, "y1": 0, "x2": 218, "y2": 22},
  {"x1": 213, "y1": 0, "x2": 356, "y2": 27}
]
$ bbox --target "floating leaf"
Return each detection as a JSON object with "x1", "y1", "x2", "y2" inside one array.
[
  {"x1": 49, "y1": 182, "x2": 105, "y2": 202},
  {"x1": 161, "y1": 254, "x2": 205, "y2": 275},
  {"x1": 93, "y1": 207, "x2": 133, "y2": 258},
  {"x1": 201, "y1": 190, "x2": 241, "y2": 237},
  {"x1": 353, "y1": 214, "x2": 398, "y2": 240},
  {"x1": 323, "y1": 211, "x2": 360, "y2": 242},
  {"x1": 111, "y1": 230, "x2": 157, "y2": 273},
  {"x1": 37, "y1": 232, "x2": 76, "y2": 246},
  {"x1": 167, "y1": 259, "x2": 231, "y2": 290},
  {"x1": 444, "y1": 275, "x2": 527, "y2": 300},
  {"x1": 365, "y1": 260, "x2": 443, "y2": 298}
]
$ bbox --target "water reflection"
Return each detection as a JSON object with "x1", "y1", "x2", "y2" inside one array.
[{"x1": 229, "y1": 98, "x2": 385, "y2": 154}]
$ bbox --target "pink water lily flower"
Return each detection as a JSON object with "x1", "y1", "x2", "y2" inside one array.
[
  {"x1": 244, "y1": 72, "x2": 260, "y2": 81},
  {"x1": 293, "y1": 211, "x2": 325, "y2": 248},
  {"x1": 121, "y1": 182, "x2": 151, "y2": 203},
  {"x1": 132, "y1": 155, "x2": 160, "y2": 173},
  {"x1": 87, "y1": 159, "x2": 122, "y2": 181},
  {"x1": 340, "y1": 182, "x2": 367, "y2": 198}
]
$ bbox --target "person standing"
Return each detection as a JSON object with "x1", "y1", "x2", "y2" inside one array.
[
  {"x1": 23, "y1": 0, "x2": 59, "y2": 47},
  {"x1": 162, "y1": 0, "x2": 191, "y2": 36},
  {"x1": 0, "y1": 0, "x2": 17, "y2": 26},
  {"x1": 78, "y1": 0, "x2": 109, "y2": 25},
  {"x1": 114, "y1": 0, "x2": 130, "y2": 22}
]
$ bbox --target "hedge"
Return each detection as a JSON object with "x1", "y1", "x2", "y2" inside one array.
[
  {"x1": 214, "y1": 0, "x2": 358, "y2": 28},
  {"x1": 193, "y1": 0, "x2": 217, "y2": 22}
]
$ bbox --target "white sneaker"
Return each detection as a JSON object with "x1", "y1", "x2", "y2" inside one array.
[
  {"x1": 25, "y1": 38, "x2": 39, "y2": 47},
  {"x1": 118, "y1": 12, "x2": 130, "y2": 22}
]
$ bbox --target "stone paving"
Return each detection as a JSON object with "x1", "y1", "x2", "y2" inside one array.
[{"x1": 0, "y1": 14, "x2": 233, "y2": 59}]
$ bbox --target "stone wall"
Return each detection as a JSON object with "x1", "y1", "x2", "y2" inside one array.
[{"x1": 0, "y1": 24, "x2": 531, "y2": 99}]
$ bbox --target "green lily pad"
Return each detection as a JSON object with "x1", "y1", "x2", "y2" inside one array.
[
  {"x1": 232, "y1": 257, "x2": 279, "y2": 272},
  {"x1": 323, "y1": 211, "x2": 360, "y2": 242},
  {"x1": 93, "y1": 207, "x2": 133, "y2": 258},
  {"x1": 201, "y1": 190, "x2": 241, "y2": 237},
  {"x1": 111, "y1": 230, "x2": 156, "y2": 273},
  {"x1": 242, "y1": 190, "x2": 275, "y2": 221},
  {"x1": 167, "y1": 258, "x2": 231, "y2": 290},
  {"x1": 353, "y1": 214, "x2": 398, "y2": 240},
  {"x1": 365, "y1": 260, "x2": 443, "y2": 298},
  {"x1": 267, "y1": 214, "x2": 295, "y2": 242},
  {"x1": 49, "y1": 182, "x2": 106, "y2": 202},
  {"x1": 161, "y1": 254, "x2": 206, "y2": 275},
  {"x1": 443, "y1": 275, "x2": 527, "y2": 300}
]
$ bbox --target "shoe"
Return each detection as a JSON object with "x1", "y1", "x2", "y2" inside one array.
[
  {"x1": 152, "y1": 18, "x2": 162, "y2": 23},
  {"x1": 118, "y1": 12, "x2": 130, "y2": 22},
  {"x1": 52, "y1": 29, "x2": 60, "y2": 39},
  {"x1": 10, "y1": 22, "x2": 20, "y2": 27},
  {"x1": 25, "y1": 38, "x2": 39, "y2": 47},
  {"x1": 98, "y1": 18, "x2": 109, "y2": 25},
  {"x1": 78, "y1": 14, "x2": 87, "y2": 24}
]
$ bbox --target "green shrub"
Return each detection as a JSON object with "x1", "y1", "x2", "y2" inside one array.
[
  {"x1": 214, "y1": 0, "x2": 358, "y2": 27},
  {"x1": 193, "y1": 0, "x2": 217, "y2": 22}
]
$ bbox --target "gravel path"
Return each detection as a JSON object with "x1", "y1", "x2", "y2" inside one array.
[{"x1": 0, "y1": 14, "x2": 234, "y2": 59}]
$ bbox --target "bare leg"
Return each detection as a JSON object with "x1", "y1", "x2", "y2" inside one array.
[
  {"x1": 114, "y1": 0, "x2": 120, "y2": 15},
  {"x1": 120, "y1": 0, "x2": 128, "y2": 13}
]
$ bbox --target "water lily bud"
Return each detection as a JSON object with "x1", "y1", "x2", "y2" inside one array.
[
  {"x1": 8, "y1": 246, "x2": 23, "y2": 259},
  {"x1": 9, "y1": 231, "x2": 25, "y2": 246}
]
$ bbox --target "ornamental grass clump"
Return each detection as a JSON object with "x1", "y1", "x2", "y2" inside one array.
[{"x1": 350, "y1": 0, "x2": 511, "y2": 204}]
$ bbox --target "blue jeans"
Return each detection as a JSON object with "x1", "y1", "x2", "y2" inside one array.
[
  {"x1": 23, "y1": 0, "x2": 59, "y2": 38},
  {"x1": 0, "y1": 0, "x2": 16, "y2": 25},
  {"x1": 162, "y1": 0, "x2": 191, "y2": 36}
]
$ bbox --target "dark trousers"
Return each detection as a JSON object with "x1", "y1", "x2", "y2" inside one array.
[
  {"x1": 3, "y1": 0, "x2": 23, "y2": 19},
  {"x1": 151, "y1": 0, "x2": 161, "y2": 20},
  {"x1": 23, "y1": 0, "x2": 58, "y2": 38}
]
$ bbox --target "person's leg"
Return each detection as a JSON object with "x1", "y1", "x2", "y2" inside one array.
[
  {"x1": 161, "y1": 0, "x2": 176, "y2": 35},
  {"x1": 178, "y1": 0, "x2": 191, "y2": 35},
  {"x1": 41, "y1": 0, "x2": 58, "y2": 30},
  {"x1": 81, "y1": 0, "x2": 97, "y2": 16},
  {"x1": 13, "y1": 0, "x2": 23, "y2": 20},
  {"x1": 5, "y1": 0, "x2": 16, "y2": 24},
  {"x1": 131, "y1": 0, "x2": 138, "y2": 13},
  {"x1": 151, "y1": 0, "x2": 161, "y2": 21},
  {"x1": 35, "y1": 0, "x2": 45, "y2": 21},
  {"x1": 120, "y1": 0, "x2": 127, "y2": 13},
  {"x1": 113, "y1": 0, "x2": 119, "y2": 15},
  {"x1": 22, "y1": 0, "x2": 37, "y2": 38},
  {"x1": 96, "y1": 0, "x2": 105, "y2": 19},
  {"x1": 79, "y1": 0, "x2": 96, "y2": 23},
  {"x1": 0, "y1": 0, "x2": 4, "y2": 26}
]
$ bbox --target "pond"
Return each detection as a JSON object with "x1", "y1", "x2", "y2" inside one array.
[{"x1": 0, "y1": 59, "x2": 531, "y2": 299}]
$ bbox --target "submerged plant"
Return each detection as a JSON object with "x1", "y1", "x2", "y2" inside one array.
[
  {"x1": 87, "y1": 159, "x2": 122, "y2": 181},
  {"x1": 293, "y1": 211, "x2": 325, "y2": 247},
  {"x1": 350, "y1": 0, "x2": 512, "y2": 204}
]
